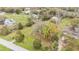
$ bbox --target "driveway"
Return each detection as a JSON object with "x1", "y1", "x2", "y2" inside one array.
[{"x1": 0, "y1": 38, "x2": 28, "y2": 51}]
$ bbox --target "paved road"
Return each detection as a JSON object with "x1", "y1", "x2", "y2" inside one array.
[{"x1": 0, "y1": 38, "x2": 27, "y2": 51}]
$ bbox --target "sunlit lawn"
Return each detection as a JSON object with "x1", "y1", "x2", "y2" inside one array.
[
  {"x1": 4, "y1": 13, "x2": 28, "y2": 26},
  {"x1": 1, "y1": 27, "x2": 35, "y2": 50},
  {"x1": 60, "y1": 18, "x2": 72, "y2": 29},
  {"x1": 0, "y1": 44, "x2": 11, "y2": 51}
]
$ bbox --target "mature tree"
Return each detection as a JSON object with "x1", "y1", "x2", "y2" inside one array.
[
  {"x1": 16, "y1": 9, "x2": 22, "y2": 14},
  {"x1": 18, "y1": 23, "x2": 23, "y2": 29},
  {"x1": 33, "y1": 21, "x2": 59, "y2": 50},
  {"x1": 33, "y1": 39, "x2": 41, "y2": 49},
  {"x1": 26, "y1": 17, "x2": 34, "y2": 27}
]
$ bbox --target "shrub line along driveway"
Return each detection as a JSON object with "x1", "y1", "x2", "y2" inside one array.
[{"x1": 0, "y1": 38, "x2": 28, "y2": 51}]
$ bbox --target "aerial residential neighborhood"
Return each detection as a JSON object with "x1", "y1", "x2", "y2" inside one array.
[{"x1": 0, "y1": 7, "x2": 79, "y2": 51}]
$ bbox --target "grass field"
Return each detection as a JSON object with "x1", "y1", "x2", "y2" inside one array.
[
  {"x1": 4, "y1": 13, "x2": 29, "y2": 26},
  {"x1": 60, "y1": 18, "x2": 72, "y2": 29},
  {"x1": 0, "y1": 44, "x2": 11, "y2": 51}
]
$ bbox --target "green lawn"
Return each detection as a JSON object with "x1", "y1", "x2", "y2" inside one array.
[
  {"x1": 4, "y1": 13, "x2": 28, "y2": 26},
  {"x1": 0, "y1": 29, "x2": 34, "y2": 50},
  {"x1": 3, "y1": 27, "x2": 35, "y2": 50},
  {"x1": 0, "y1": 13, "x2": 35, "y2": 50},
  {"x1": 60, "y1": 18, "x2": 72, "y2": 29},
  {"x1": 0, "y1": 44, "x2": 11, "y2": 51}
]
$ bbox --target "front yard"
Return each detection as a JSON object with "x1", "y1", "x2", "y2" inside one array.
[
  {"x1": 0, "y1": 13, "x2": 35, "y2": 51},
  {"x1": 0, "y1": 44, "x2": 11, "y2": 51}
]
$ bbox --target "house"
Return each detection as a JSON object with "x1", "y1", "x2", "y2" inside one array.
[
  {"x1": 24, "y1": 8, "x2": 31, "y2": 15},
  {"x1": 0, "y1": 15, "x2": 16, "y2": 26},
  {"x1": 4, "y1": 19, "x2": 16, "y2": 26},
  {"x1": 4, "y1": 19, "x2": 18, "y2": 32}
]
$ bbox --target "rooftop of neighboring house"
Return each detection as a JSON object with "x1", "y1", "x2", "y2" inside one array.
[{"x1": 4, "y1": 19, "x2": 16, "y2": 26}]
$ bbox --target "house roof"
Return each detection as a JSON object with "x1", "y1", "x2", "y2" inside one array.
[{"x1": 4, "y1": 19, "x2": 16, "y2": 26}]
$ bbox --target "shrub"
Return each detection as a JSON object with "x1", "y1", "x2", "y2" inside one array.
[
  {"x1": 52, "y1": 40, "x2": 58, "y2": 50},
  {"x1": 66, "y1": 8, "x2": 75, "y2": 12},
  {"x1": 18, "y1": 23, "x2": 23, "y2": 29},
  {"x1": 49, "y1": 10, "x2": 56, "y2": 15},
  {"x1": 3, "y1": 8, "x2": 15, "y2": 13},
  {"x1": 70, "y1": 18, "x2": 79, "y2": 26},
  {"x1": 33, "y1": 21, "x2": 59, "y2": 50},
  {"x1": 33, "y1": 39, "x2": 41, "y2": 49},
  {"x1": 42, "y1": 47, "x2": 49, "y2": 51},
  {"x1": 65, "y1": 12, "x2": 75, "y2": 18},
  {"x1": 42, "y1": 16, "x2": 50, "y2": 21},
  {"x1": 15, "y1": 9, "x2": 22, "y2": 14},
  {"x1": 13, "y1": 30, "x2": 24, "y2": 42},
  {"x1": 26, "y1": 17, "x2": 34, "y2": 27},
  {"x1": 51, "y1": 33, "x2": 59, "y2": 42},
  {"x1": 8, "y1": 24, "x2": 18, "y2": 32},
  {"x1": 61, "y1": 36, "x2": 79, "y2": 51},
  {"x1": 0, "y1": 8, "x2": 5, "y2": 11},
  {"x1": 0, "y1": 25, "x2": 10, "y2": 35},
  {"x1": 7, "y1": 8, "x2": 14, "y2": 13}
]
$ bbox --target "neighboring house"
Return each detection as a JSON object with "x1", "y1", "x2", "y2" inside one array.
[
  {"x1": 32, "y1": 14, "x2": 39, "y2": 19},
  {"x1": 24, "y1": 8, "x2": 31, "y2": 15},
  {"x1": 4, "y1": 19, "x2": 18, "y2": 32},
  {"x1": 31, "y1": 14, "x2": 40, "y2": 23},
  {"x1": 4, "y1": 19, "x2": 16, "y2": 26},
  {"x1": 25, "y1": 10, "x2": 31, "y2": 15}
]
